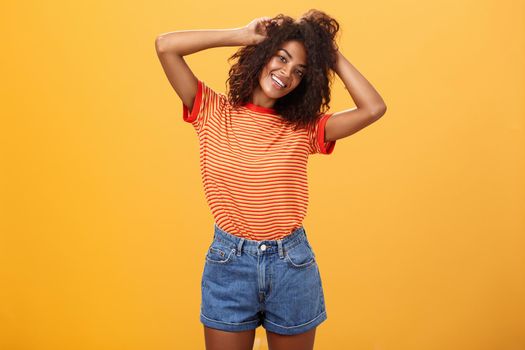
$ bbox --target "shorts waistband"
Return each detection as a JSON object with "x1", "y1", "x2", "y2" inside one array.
[{"x1": 212, "y1": 223, "x2": 308, "y2": 257}]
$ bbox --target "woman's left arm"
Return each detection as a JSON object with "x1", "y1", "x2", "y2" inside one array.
[{"x1": 324, "y1": 50, "x2": 387, "y2": 142}]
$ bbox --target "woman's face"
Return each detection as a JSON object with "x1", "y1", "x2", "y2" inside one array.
[{"x1": 257, "y1": 40, "x2": 308, "y2": 101}]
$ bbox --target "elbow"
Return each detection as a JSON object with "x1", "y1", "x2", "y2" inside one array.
[
  {"x1": 155, "y1": 35, "x2": 166, "y2": 54},
  {"x1": 370, "y1": 104, "x2": 387, "y2": 119}
]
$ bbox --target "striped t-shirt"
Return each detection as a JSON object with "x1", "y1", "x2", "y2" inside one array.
[{"x1": 182, "y1": 80, "x2": 336, "y2": 241}]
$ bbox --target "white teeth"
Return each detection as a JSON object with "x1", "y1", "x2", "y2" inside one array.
[{"x1": 271, "y1": 74, "x2": 286, "y2": 88}]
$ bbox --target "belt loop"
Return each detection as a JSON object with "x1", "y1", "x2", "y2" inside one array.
[
  {"x1": 277, "y1": 239, "x2": 284, "y2": 259},
  {"x1": 237, "y1": 238, "x2": 245, "y2": 256}
]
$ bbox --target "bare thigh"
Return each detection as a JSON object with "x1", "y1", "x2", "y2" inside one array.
[
  {"x1": 203, "y1": 326, "x2": 256, "y2": 350},
  {"x1": 266, "y1": 327, "x2": 317, "y2": 350}
]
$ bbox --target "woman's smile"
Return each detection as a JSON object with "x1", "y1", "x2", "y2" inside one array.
[{"x1": 270, "y1": 74, "x2": 286, "y2": 90}]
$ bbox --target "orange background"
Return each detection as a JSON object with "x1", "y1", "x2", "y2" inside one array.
[{"x1": 1, "y1": 1, "x2": 524, "y2": 349}]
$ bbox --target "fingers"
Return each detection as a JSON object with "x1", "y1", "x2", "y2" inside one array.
[
  {"x1": 261, "y1": 16, "x2": 278, "y2": 23},
  {"x1": 267, "y1": 18, "x2": 283, "y2": 26},
  {"x1": 253, "y1": 16, "x2": 281, "y2": 32}
]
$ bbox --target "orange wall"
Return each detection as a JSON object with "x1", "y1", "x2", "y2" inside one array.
[{"x1": 1, "y1": 1, "x2": 524, "y2": 349}]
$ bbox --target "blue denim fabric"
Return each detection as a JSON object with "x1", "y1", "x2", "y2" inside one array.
[{"x1": 200, "y1": 223, "x2": 327, "y2": 335}]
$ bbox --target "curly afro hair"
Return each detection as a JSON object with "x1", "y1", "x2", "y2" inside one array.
[{"x1": 225, "y1": 9, "x2": 341, "y2": 131}]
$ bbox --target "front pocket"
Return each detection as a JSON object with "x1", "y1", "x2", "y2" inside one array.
[
  {"x1": 285, "y1": 241, "x2": 316, "y2": 268},
  {"x1": 205, "y1": 245, "x2": 236, "y2": 264}
]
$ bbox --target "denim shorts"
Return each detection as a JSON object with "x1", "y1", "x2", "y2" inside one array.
[{"x1": 200, "y1": 223, "x2": 327, "y2": 335}]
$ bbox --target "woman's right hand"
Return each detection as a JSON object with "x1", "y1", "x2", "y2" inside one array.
[{"x1": 242, "y1": 17, "x2": 278, "y2": 45}]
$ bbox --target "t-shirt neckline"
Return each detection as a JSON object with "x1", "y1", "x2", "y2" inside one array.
[{"x1": 243, "y1": 102, "x2": 278, "y2": 115}]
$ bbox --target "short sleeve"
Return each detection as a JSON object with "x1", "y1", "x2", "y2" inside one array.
[
  {"x1": 182, "y1": 80, "x2": 225, "y2": 132},
  {"x1": 307, "y1": 113, "x2": 336, "y2": 155}
]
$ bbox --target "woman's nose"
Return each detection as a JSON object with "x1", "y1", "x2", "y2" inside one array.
[{"x1": 279, "y1": 68, "x2": 291, "y2": 78}]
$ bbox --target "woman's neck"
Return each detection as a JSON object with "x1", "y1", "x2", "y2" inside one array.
[{"x1": 250, "y1": 86, "x2": 276, "y2": 109}]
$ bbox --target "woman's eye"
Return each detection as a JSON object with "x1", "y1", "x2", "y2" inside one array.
[
  {"x1": 297, "y1": 71, "x2": 304, "y2": 77},
  {"x1": 279, "y1": 55, "x2": 286, "y2": 62}
]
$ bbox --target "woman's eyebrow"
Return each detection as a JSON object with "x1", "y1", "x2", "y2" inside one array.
[{"x1": 278, "y1": 48, "x2": 307, "y2": 68}]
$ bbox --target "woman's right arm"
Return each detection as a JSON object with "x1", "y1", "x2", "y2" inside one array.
[
  {"x1": 155, "y1": 28, "x2": 249, "y2": 113},
  {"x1": 155, "y1": 18, "x2": 274, "y2": 113}
]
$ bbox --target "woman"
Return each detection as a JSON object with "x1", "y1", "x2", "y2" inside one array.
[{"x1": 156, "y1": 9, "x2": 386, "y2": 350}]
